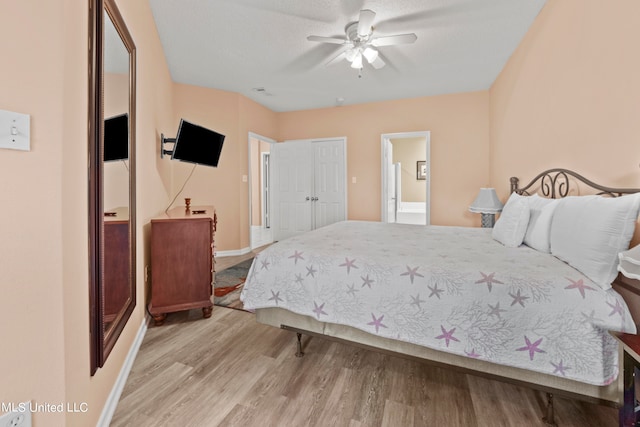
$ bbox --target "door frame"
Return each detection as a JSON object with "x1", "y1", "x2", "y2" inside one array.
[
  {"x1": 248, "y1": 132, "x2": 276, "y2": 249},
  {"x1": 261, "y1": 151, "x2": 270, "y2": 228},
  {"x1": 380, "y1": 131, "x2": 431, "y2": 224}
]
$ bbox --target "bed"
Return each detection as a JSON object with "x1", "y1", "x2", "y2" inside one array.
[{"x1": 240, "y1": 168, "x2": 640, "y2": 424}]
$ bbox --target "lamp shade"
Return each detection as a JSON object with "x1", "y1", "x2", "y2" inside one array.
[
  {"x1": 469, "y1": 188, "x2": 504, "y2": 214},
  {"x1": 350, "y1": 53, "x2": 363, "y2": 69},
  {"x1": 618, "y1": 245, "x2": 640, "y2": 280},
  {"x1": 363, "y1": 47, "x2": 378, "y2": 63}
]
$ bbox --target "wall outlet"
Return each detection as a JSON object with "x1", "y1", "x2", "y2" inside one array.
[{"x1": 0, "y1": 403, "x2": 32, "y2": 427}]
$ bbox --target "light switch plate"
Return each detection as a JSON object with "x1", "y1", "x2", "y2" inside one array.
[{"x1": 0, "y1": 109, "x2": 30, "y2": 151}]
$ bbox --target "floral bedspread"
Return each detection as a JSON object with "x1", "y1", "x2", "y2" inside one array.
[{"x1": 241, "y1": 221, "x2": 636, "y2": 385}]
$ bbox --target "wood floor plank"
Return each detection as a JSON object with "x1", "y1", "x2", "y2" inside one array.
[
  {"x1": 382, "y1": 399, "x2": 415, "y2": 427},
  {"x1": 468, "y1": 374, "x2": 542, "y2": 427},
  {"x1": 313, "y1": 367, "x2": 359, "y2": 427},
  {"x1": 110, "y1": 362, "x2": 193, "y2": 426},
  {"x1": 110, "y1": 269, "x2": 619, "y2": 427}
]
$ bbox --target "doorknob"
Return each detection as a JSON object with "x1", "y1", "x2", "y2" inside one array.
[{"x1": 305, "y1": 196, "x2": 310, "y2": 201}]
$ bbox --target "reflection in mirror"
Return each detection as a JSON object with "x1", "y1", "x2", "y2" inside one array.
[
  {"x1": 103, "y1": 10, "x2": 131, "y2": 334},
  {"x1": 89, "y1": 0, "x2": 136, "y2": 375}
]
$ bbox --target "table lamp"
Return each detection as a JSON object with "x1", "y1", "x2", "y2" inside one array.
[{"x1": 469, "y1": 188, "x2": 503, "y2": 228}]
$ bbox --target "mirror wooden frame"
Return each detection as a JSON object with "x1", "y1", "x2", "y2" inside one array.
[{"x1": 89, "y1": 0, "x2": 136, "y2": 375}]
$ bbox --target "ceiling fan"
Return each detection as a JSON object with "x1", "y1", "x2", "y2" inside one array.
[{"x1": 307, "y1": 9, "x2": 417, "y2": 71}]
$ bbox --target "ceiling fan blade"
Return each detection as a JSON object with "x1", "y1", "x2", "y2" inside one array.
[
  {"x1": 371, "y1": 33, "x2": 417, "y2": 47},
  {"x1": 307, "y1": 35, "x2": 348, "y2": 45},
  {"x1": 357, "y1": 9, "x2": 376, "y2": 37},
  {"x1": 325, "y1": 48, "x2": 349, "y2": 67},
  {"x1": 370, "y1": 55, "x2": 386, "y2": 69}
]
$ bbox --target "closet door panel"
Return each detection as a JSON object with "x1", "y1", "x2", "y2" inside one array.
[
  {"x1": 271, "y1": 141, "x2": 313, "y2": 241},
  {"x1": 314, "y1": 139, "x2": 346, "y2": 229}
]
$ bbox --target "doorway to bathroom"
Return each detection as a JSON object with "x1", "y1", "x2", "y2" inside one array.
[{"x1": 381, "y1": 131, "x2": 430, "y2": 225}]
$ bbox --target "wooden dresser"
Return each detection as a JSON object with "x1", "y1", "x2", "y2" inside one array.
[{"x1": 149, "y1": 206, "x2": 216, "y2": 325}]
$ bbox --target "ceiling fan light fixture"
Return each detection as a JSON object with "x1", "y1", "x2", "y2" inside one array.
[
  {"x1": 363, "y1": 47, "x2": 378, "y2": 63},
  {"x1": 307, "y1": 8, "x2": 415, "y2": 72},
  {"x1": 345, "y1": 48, "x2": 357, "y2": 63},
  {"x1": 350, "y1": 52, "x2": 363, "y2": 69}
]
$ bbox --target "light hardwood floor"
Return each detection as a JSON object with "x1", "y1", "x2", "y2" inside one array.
[{"x1": 110, "y1": 254, "x2": 619, "y2": 427}]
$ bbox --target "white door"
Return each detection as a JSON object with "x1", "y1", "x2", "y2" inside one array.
[
  {"x1": 386, "y1": 141, "x2": 396, "y2": 223},
  {"x1": 383, "y1": 140, "x2": 398, "y2": 223},
  {"x1": 262, "y1": 152, "x2": 270, "y2": 229},
  {"x1": 313, "y1": 139, "x2": 346, "y2": 229},
  {"x1": 271, "y1": 138, "x2": 346, "y2": 241},
  {"x1": 391, "y1": 162, "x2": 401, "y2": 222},
  {"x1": 271, "y1": 141, "x2": 313, "y2": 241}
]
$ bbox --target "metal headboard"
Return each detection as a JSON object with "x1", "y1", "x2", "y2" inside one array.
[{"x1": 510, "y1": 168, "x2": 640, "y2": 198}]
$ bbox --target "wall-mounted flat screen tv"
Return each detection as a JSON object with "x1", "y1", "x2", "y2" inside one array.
[
  {"x1": 104, "y1": 113, "x2": 129, "y2": 161},
  {"x1": 171, "y1": 119, "x2": 225, "y2": 167}
]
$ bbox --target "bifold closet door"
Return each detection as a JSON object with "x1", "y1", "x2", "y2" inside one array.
[
  {"x1": 271, "y1": 139, "x2": 346, "y2": 241},
  {"x1": 313, "y1": 139, "x2": 346, "y2": 229},
  {"x1": 271, "y1": 141, "x2": 314, "y2": 241}
]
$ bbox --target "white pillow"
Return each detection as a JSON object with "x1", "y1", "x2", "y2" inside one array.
[
  {"x1": 492, "y1": 192, "x2": 530, "y2": 247},
  {"x1": 550, "y1": 194, "x2": 640, "y2": 289},
  {"x1": 524, "y1": 195, "x2": 559, "y2": 253}
]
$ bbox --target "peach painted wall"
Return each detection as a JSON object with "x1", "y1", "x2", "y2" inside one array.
[
  {"x1": 490, "y1": 0, "x2": 640, "y2": 199},
  {"x1": 8, "y1": 0, "x2": 638, "y2": 424},
  {"x1": 238, "y1": 97, "x2": 279, "y2": 248},
  {"x1": 0, "y1": 0, "x2": 69, "y2": 424},
  {"x1": 170, "y1": 84, "x2": 241, "y2": 252},
  {"x1": 170, "y1": 84, "x2": 277, "y2": 252},
  {"x1": 277, "y1": 92, "x2": 490, "y2": 227},
  {"x1": 1, "y1": 0, "x2": 174, "y2": 426}
]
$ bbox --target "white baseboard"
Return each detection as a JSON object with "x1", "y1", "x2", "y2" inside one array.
[
  {"x1": 97, "y1": 317, "x2": 148, "y2": 427},
  {"x1": 216, "y1": 247, "x2": 252, "y2": 257}
]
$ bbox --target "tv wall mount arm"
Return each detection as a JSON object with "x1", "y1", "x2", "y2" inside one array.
[{"x1": 160, "y1": 133, "x2": 176, "y2": 158}]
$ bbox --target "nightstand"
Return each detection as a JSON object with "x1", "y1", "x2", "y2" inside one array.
[{"x1": 612, "y1": 332, "x2": 640, "y2": 427}]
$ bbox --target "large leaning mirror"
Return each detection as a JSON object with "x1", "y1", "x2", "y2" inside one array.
[{"x1": 89, "y1": 0, "x2": 136, "y2": 375}]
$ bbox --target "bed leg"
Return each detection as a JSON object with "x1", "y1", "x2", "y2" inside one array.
[
  {"x1": 542, "y1": 393, "x2": 557, "y2": 427},
  {"x1": 295, "y1": 332, "x2": 304, "y2": 358}
]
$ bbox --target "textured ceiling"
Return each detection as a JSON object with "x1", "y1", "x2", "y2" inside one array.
[{"x1": 149, "y1": 0, "x2": 546, "y2": 112}]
